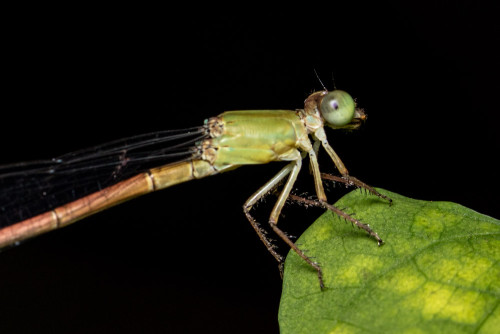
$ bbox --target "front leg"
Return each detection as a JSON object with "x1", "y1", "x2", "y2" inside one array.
[
  {"x1": 321, "y1": 173, "x2": 392, "y2": 204},
  {"x1": 313, "y1": 127, "x2": 350, "y2": 176},
  {"x1": 313, "y1": 128, "x2": 392, "y2": 204}
]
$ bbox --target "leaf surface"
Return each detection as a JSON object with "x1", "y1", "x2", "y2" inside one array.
[{"x1": 279, "y1": 189, "x2": 500, "y2": 334}]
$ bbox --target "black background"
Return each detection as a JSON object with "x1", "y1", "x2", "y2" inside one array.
[{"x1": 1, "y1": 2, "x2": 498, "y2": 333}]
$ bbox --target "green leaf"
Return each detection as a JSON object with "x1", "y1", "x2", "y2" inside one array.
[{"x1": 279, "y1": 189, "x2": 500, "y2": 334}]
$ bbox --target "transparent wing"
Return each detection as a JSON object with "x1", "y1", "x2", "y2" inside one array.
[{"x1": 0, "y1": 126, "x2": 208, "y2": 227}]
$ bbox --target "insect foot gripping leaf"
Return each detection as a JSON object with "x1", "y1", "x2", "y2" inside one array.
[{"x1": 279, "y1": 189, "x2": 500, "y2": 334}]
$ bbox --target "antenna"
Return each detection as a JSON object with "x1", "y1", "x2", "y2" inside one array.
[
  {"x1": 313, "y1": 69, "x2": 328, "y2": 92},
  {"x1": 331, "y1": 72, "x2": 337, "y2": 90}
]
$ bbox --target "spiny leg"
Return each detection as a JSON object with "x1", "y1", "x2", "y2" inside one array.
[
  {"x1": 321, "y1": 173, "x2": 392, "y2": 204},
  {"x1": 289, "y1": 194, "x2": 384, "y2": 246},
  {"x1": 311, "y1": 131, "x2": 392, "y2": 204},
  {"x1": 243, "y1": 163, "x2": 294, "y2": 264},
  {"x1": 244, "y1": 156, "x2": 324, "y2": 289},
  {"x1": 267, "y1": 157, "x2": 324, "y2": 289}
]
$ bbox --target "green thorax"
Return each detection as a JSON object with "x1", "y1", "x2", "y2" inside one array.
[{"x1": 210, "y1": 110, "x2": 308, "y2": 168}]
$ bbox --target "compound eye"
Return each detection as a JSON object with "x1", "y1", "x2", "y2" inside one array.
[{"x1": 320, "y1": 90, "x2": 355, "y2": 126}]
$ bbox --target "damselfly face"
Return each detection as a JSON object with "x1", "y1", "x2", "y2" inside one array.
[{"x1": 319, "y1": 90, "x2": 366, "y2": 130}]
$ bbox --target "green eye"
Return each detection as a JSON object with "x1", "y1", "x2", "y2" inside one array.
[{"x1": 320, "y1": 90, "x2": 355, "y2": 126}]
